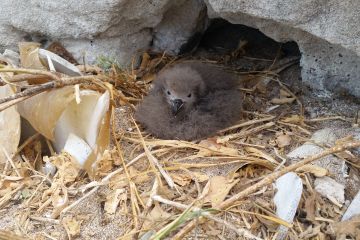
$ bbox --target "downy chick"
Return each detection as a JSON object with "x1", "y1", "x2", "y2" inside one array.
[{"x1": 135, "y1": 62, "x2": 243, "y2": 140}]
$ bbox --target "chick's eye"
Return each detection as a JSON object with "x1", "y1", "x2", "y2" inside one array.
[
  {"x1": 187, "y1": 93, "x2": 192, "y2": 98},
  {"x1": 167, "y1": 91, "x2": 171, "y2": 95}
]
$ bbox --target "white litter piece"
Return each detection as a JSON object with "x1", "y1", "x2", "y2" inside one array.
[
  {"x1": 38, "y1": 48, "x2": 82, "y2": 76},
  {"x1": 63, "y1": 133, "x2": 92, "y2": 167},
  {"x1": 314, "y1": 177, "x2": 345, "y2": 204},
  {"x1": 18, "y1": 87, "x2": 110, "y2": 176},
  {"x1": 0, "y1": 81, "x2": 21, "y2": 164},
  {"x1": 274, "y1": 172, "x2": 303, "y2": 240},
  {"x1": 342, "y1": 190, "x2": 360, "y2": 221}
]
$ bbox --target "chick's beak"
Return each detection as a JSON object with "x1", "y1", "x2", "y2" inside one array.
[{"x1": 170, "y1": 99, "x2": 184, "y2": 115}]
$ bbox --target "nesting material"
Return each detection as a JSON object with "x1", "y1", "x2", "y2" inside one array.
[{"x1": 0, "y1": 49, "x2": 359, "y2": 240}]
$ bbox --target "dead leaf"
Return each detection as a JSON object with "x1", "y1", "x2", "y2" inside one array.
[
  {"x1": 49, "y1": 152, "x2": 80, "y2": 185},
  {"x1": 280, "y1": 89, "x2": 292, "y2": 98},
  {"x1": 282, "y1": 115, "x2": 305, "y2": 124},
  {"x1": 19, "y1": 42, "x2": 47, "y2": 73},
  {"x1": 62, "y1": 215, "x2": 81, "y2": 238},
  {"x1": 139, "y1": 52, "x2": 151, "y2": 71},
  {"x1": 270, "y1": 97, "x2": 296, "y2": 104},
  {"x1": 142, "y1": 204, "x2": 172, "y2": 231},
  {"x1": 104, "y1": 189, "x2": 126, "y2": 215},
  {"x1": 170, "y1": 173, "x2": 191, "y2": 187},
  {"x1": 47, "y1": 41, "x2": 78, "y2": 65},
  {"x1": 198, "y1": 138, "x2": 238, "y2": 157},
  {"x1": 245, "y1": 147, "x2": 278, "y2": 164},
  {"x1": 332, "y1": 215, "x2": 360, "y2": 239},
  {"x1": 191, "y1": 172, "x2": 209, "y2": 183},
  {"x1": 95, "y1": 149, "x2": 114, "y2": 175},
  {"x1": 304, "y1": 192, "x2": 316, "y2": 221},
  {"x1": 276, "y1": 133, "x2": 292, "y2": 148},
  {"x1": 202, "y1": 176, "x2": 240, "y2": 208},
  {"x1": 297, "y1": 164, "x2": 328, "y2": 177},
  {"x1": 50, "y1": 184, "x2": 69, "y2": 218}
]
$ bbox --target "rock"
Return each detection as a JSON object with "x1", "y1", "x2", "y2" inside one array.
[
  {"x1": 0, "y1": 0, "x2": 359, "y2": 98},
  {"x1": 287, "y1": 143, "x2": 323, "y2": 159},
  {"x1": 314, "y1": 177, "x2": 345, "y2": 204},
  {"x1": 152, "y1": 0, "x2": 207, "y2": 55},
  {"x1": 311, "y1": 128, "x2": 337, "y2": 145},
  {"x1": 287, "y1": 143, "x2": 347, "y2": 184},
  {"x1": 0, "y1": 0, "x2": 197, "y2": 65},
  {"x1": 287, "y1": 143, "x2": 347, "y2": 185},
  {"x1": 204, "y1": 0, "x2": 360, "y2": 98}
]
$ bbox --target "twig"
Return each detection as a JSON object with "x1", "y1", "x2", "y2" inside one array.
[
  {"x1": 152, "y1": 195, "x2": 263, "y2": 240},
  {"x1": 172, "y1": 140, "x2": 360, "y2": 238},
  {"x1": 0, "y1": 230, "x2": 29, "y2": 240},
  {"x1": 304, "y1": 116, "x2": 349, "y2": 122},
  {"x1": 132, "y1": 117, "x2": 175, "y2": 189},
  {"x1": 60, "y1": 185, "x2": 99, "y2": 217},
  {"x1": 111, "y1": 107, "x2": 141, "y2": 229},
  {"x1": 219, "y1": 116, "x2": 275, "y2": 133},
  {"x1": 217, "y1": 122, "x2": 275, "y2": 143},
  {"x1": 0, "y1": 68, "x2": 61, "y2": 81},
  {"x1": 5, "y1": 74, "x2": 51, "y2": 83},
  {"x1": 2, "y1": 147, "x2": 21, "y2": 177},
  {"x1": 0, "y1": 78, "x2": 88, "y2": 112},
  {"x1": 29, "y1": 216, "x2": 60, "y2": 224}
]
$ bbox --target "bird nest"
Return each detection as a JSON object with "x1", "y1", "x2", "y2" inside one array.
[{"x1": 0, "y1": 51, "x2": 360, "y2": 240}]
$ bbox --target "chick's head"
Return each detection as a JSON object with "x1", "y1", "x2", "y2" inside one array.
[{"x1": 158, "y1": 66, "x2": 206, "y2": 115}]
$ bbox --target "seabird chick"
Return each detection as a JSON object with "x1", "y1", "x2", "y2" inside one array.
[{"x1": 135, "y1": 62, "x2": 243, "y2": 140}]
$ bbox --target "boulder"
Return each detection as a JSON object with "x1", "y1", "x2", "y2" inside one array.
[
  {"x1": 204, "y1": 0, "x2": 360, "y2": 97},
  {"x1": 0, "y1": 0, "x2": 359, "y2": 97},
  {"x1": 0, "y1": 0, "x2": 191, "y2": 66}
]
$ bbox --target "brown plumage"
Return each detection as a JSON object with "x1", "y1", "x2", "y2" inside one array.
[{"x1": 135, "y1": 62, "x2": 243, "y2": 140}]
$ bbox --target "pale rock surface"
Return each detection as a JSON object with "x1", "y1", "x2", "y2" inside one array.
[
  {"x1": 204, "y1": 0, "x2": 360, "y2": 97},
  {"x1": 287, "y1": 143, "x2": 347, "y2": 184},
  {"x1": 0, "y1": 0, "x2": 359, "y2": 97},
  {"x1": 152, "y1": 0, "x2": 207, "y2": 55},
  {"x1": 314, "y1": 176, "x2": 345, "y2": 204},
  {"x1": 0, "y1": 0, "x2": 188, "y2": 66}
]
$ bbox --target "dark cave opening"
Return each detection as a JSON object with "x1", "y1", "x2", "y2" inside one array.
[
  {"x1": 199, "y1": 19, "x2": 300, "y2": 59},
  {"x1": 180, "y1": 18, "x2": 301, "y2": 73}
]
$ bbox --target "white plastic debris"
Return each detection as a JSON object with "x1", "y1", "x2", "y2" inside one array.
[
  {"x1": 18, "y1": 87, "x2": 110, "y2": 176},
  {"x1": 15, "y1": 42, "x2": 110, "y2": 176},
  {"x1": 63, "y1": 133, "x2": 92, "y2": 167},
  {"x1": 38, "y1": 48, "x2": 82, "y2": 76},
  {"x1": 342, "y1": 190, "x2": 360, "y2": 221},
  {"x1": 287, "y1": 143, "x2": 323, "y2": 159},
  {"x1": 0, "y1": 58, "x2": 21, "y2": 164},
  {"x1": 274, "y1": 172, "x2": 303, "y2": 240},
  {"x1": 314, "y1": 177, "x2": 345, "y2": 204}
]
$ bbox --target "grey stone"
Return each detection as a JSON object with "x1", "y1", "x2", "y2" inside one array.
[
  {"x1": 287, "y1": 127, "x2": 360, "y2": 186},
  {"x1": 315, "y1": 176, "x2": 345, "y2": 204},
  {"x1": 311, "y1": 128, "x2": 337, "y2": 145},
  {"x1": 204, "y1": 0, "x2": 360, "y2": 97},
  {"x1": 152, "y1": 0, "x2": 207, "y2": 55},
  {"x1": 287, "y1": 143, "x2": 347, "y2": 184},
  {"x1": 0, "y1": 0, "x2": 177, "y2": 66},
  {"x1": 0, "y1": 0, "x2": 359, "y2": 97}
]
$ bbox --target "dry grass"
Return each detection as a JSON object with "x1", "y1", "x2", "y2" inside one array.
[{"x1": 0, "y1": 52, "x2": 359, "y2": 240}]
